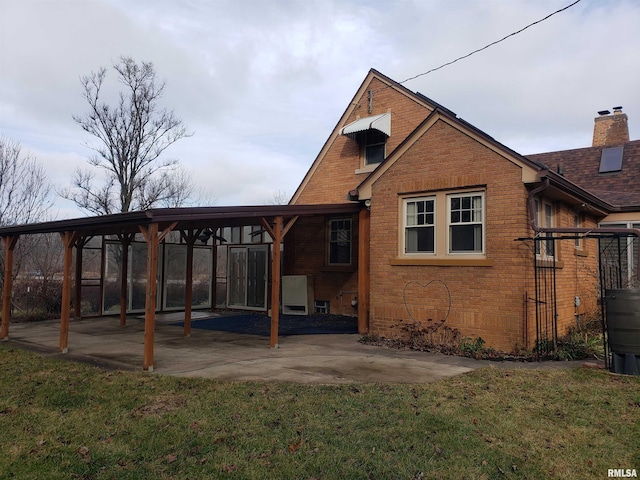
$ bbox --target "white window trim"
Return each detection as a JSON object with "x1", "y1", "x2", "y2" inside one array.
[
  {"x1": 574, "y1": 213, "x2": 583, "y2": 250},
  {"x1": 402, "y1": 196, "x2": 437, "y2": 256},
  {"x1": 534, "y1": 198, "x2": 555, "y2": 260},
  {"x1": 446, "y1": 192, "x2": 485, "y2": 255},
  {"x1": 399, "y1": 189, "x2": 487, "y2": 260}
]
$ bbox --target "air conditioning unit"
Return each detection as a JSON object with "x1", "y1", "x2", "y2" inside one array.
[{"x1": 282, "y1": 275, "x2": 314, "y2": 315}]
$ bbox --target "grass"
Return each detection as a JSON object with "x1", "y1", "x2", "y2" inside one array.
[{"x1": 0, "y1": 345, "x2": 639, "y2": 479}]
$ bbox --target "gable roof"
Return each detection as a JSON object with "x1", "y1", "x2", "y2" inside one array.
[
  {"x1": 289, "y1": 69, "x2": 437, "y2": 204},
  {"x1": 350, "y1": 107, "x2": 545, "y2": 200},
  {"x1": 527, "y1": 140, "x2": 640, "y2": 210},
  {"x1": 290, "y1": 68, "x2": 614, "y2": 216}
]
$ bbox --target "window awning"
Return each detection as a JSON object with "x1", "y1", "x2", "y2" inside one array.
[{"x1": 340, "y1": 112, "x2": 391, "y2": 137}]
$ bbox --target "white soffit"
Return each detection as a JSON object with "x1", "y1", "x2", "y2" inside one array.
[{"x1": 340, "y1": 113, "x2": 391, "y2": 137}]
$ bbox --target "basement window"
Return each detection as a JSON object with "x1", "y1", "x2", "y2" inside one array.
[{"x1": 599, "y1": 146, "x2": 624, "y2": 173}]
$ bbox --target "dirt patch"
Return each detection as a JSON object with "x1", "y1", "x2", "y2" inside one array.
[{"x1": 131, "y1": 393, "x2": 184, "y2": 417}]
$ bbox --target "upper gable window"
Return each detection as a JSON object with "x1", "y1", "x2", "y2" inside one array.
[
  {"x1": 599, "y1": 146, "x2": 624, "y2": 173},
  {"x1": 363, "y1": 130, "x2": 387, "y2": 165},
  {"x1": 340, "y1": 113, "x2": 391, "y2": 169}
]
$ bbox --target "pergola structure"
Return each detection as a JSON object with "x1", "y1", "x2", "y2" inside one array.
[{"x1": 0, "y1": 204, "x2": 367, "y2": 371}]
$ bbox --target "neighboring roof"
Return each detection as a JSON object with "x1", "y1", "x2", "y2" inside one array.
[
  {"x1": 0, "y1": 204, "x2": 362, "y2": 238},
  {"x1": 340, "y1": 113, "x2": 391, "y2": 137},
  {"x1": 527, "y1": 139, "x2": 640, "y2": 209}
]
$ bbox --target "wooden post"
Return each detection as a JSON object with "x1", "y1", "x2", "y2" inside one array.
[
  {"x1": 1, "y1": 235, "x2": 18, "y2": 340},
  {"x1": 358, "y1": 208, "x2": 370, "y2": 334},
  {"x1": 139, "y1": 221, "x2": 176, "y2": 371},
  {"x1": 140, "y1": 223, "x2": 159, "y2": 371},
  {"x1": 270, "y1": 216, "x2": 282, "y2": 348},
  {"x1": 59, "y1": 231, "x2": 77, "y2": 353}
]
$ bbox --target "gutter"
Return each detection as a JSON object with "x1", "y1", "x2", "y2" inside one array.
[{"x1": 528, "y1": 179, "x2": 640, "y2": 282}]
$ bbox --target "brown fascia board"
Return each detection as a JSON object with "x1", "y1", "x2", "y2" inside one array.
[
  {"x1": 536, "y1": 169, "x2": 612, "y2": 215},
  {"x1": 0, "y1": 204, "x2": 361, "y2": 238},
  {"x1": 350, "y1": 107, "x2": 546, "y2": 200},
  {"x1": 291, "y1": 69, "x2": 438, "y2": 204}
]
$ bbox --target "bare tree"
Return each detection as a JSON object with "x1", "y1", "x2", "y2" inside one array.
[
  {"x1": 0, "y1": 137, "x2": 57, "y2": 315},
  {"x1": 267, "y1": 189, "x2": 290, "y2": 205},
  {"x1": 64, "y1": 56, "x2": 193, "y2": 214},
  {"x1": 0, "y1": 136, "x2": 51, "y2": 226}
]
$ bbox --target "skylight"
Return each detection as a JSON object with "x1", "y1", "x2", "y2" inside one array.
[{"x1": 599, "y1": 146, "x2": 624, "y2": 173}]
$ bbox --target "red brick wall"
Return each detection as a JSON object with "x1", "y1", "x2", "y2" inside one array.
[
  {"x1": 367, "y1": 119, "x2": 536, "y2": 352},
  {"x1": 294, "y1": 78, "x2": 432, "y2": 204},
  {"x1": 291, "y1": 75, "x2": 602, "y2": 352},
  {"x1": 523, "y1": 208, "x2": 600, "y2": 348},
  {"x1": 284, "y1": 216, "x2": 360, "y2": 317}
]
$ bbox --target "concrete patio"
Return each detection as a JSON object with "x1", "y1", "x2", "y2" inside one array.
[{"x1": 1, "y1": 314, "x2": 583, "y2": 384}]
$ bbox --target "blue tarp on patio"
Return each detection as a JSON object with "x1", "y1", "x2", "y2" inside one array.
[{"x1": 171, "y1": 313, "x2": 358, "y2": 336}]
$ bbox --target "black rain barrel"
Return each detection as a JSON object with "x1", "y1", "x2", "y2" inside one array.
[{"x1": 605, "y1": 288, "x2": 640, "y2": 375}]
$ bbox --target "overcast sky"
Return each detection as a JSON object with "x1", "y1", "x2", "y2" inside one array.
[{"x1": 2, "y1": 0, "x2": 639, "y2": 219}]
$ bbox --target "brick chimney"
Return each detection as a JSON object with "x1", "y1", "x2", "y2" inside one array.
[{"x1": 592, "y1": 107, "x2": 629, "y2": 147}]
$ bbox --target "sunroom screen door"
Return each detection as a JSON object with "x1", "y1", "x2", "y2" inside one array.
[{"x1": 227, "y1": 245, "x2": 268, "y2": 310}]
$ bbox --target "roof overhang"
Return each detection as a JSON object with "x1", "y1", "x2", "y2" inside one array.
[
  {"x1": 340, "y1": 113, "x2": 391, "y2": 137},
  {"x1": 0, "y1": 203, "x2": 362, "y2": 238},
  {"x1": 533, "y1": 170, "x2": 612, "y2": 216}
]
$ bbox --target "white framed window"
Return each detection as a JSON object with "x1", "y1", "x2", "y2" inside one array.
[
  {"x1": 534, "y1": 198, "x2": 555, "y2": 258},
  {"x1": 447, "y1": 193, "x2": 484, "y2": 254},
  {"x1": 404, "y1": 197, "x2": 436, "y2": 254},
  {"x1": 328, "y1": 218, "x2": 352, "y2": 265},
  {"x1": 574, "y1": 213, "x2": 583, "y2": 249}
]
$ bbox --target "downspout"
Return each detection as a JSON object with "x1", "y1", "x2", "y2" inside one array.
[{"x1": 528, "y1": 179, "x2": 640, "y2": 282}]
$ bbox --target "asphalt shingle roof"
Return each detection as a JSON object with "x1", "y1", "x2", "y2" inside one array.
[{"x1": 527, "y1": 139, "x2": 640, "y2": 208}]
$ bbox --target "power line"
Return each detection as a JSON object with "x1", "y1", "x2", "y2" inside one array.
[{"x1": 397, "y1": 0, "x2": 582, "y2": 86}]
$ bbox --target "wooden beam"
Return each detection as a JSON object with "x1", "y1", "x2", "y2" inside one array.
[
  {"x1": 1, "y1": 235, "x2": 19, "y2": 340},
  {"x1": 358, "y1": 208, "x2": 370, "y2": 334},
  {"x1": 140, "y1": 223, "x2": 159, "y2": 371},
  {"x1": 270, "y1": 216, "x2": 282, "y2": 348},
  {"x1": 281, "y1": 216, "x2": 299, "y2": 238},
  {"x1": 260, "y1": 218, "x2": 275, "y2": 240},
  {"x1": 59, "y1": 231, "x2": 78, "y2": 353}
]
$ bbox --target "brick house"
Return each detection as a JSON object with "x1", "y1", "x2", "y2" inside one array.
[
  {"x1": 288, "y1": 69, "x2": 617, "y2": 352},
  {"x1": 3, "y1": 70, "x2": 638, "y2": 367}
]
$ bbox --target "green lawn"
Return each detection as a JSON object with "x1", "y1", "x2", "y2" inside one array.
[{"x1": 0, "y1": 344, "x2": 638, "y2": 479}]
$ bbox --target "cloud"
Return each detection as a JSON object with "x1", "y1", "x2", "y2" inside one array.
[{"x1": 2, "y1": 0, "x2": 639, "y2": 218}]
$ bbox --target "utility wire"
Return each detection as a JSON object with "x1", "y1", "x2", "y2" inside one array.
[{"x1": 397, "y1": 0, "x2": 582, "y2": 86}]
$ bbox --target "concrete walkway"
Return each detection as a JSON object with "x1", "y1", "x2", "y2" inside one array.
[{"x1": 2, "y1": 316, "x2": 584, "y2": 384}]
